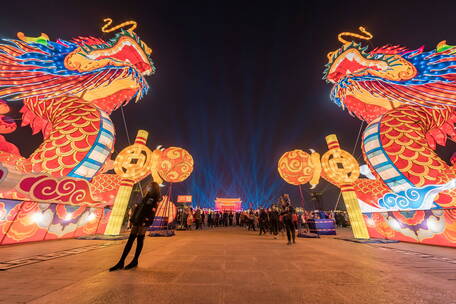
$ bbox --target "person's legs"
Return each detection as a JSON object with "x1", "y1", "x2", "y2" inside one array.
[
  {"x1": 285, "y1": 224, "x2": 292, "y2": 245},
  {"x1": 125, "y1": 227, "x2": 146, "y2": 270},
  {"x1": 272, "y1": 222, "x2": 278, "y2": 239},
  {"x1": 261, "y1": 225, "x2": 267, "y2": 235},
  {"x1": 110, "y1": 229, "x2": 138, "y2": 271},
  {"x1": 291, "y1": 225, "x2": 296, "y2": 243}
]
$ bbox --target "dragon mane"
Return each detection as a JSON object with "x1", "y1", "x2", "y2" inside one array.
[
  {"x1": 0, "y1": 31, "x2": 152, "y2": 102},
  {"x1": 325, "y1": 42, "x2": 456, "y2": 110}
]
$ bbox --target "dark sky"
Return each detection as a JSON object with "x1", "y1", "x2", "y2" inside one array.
[{"x1": 1, "y1": 0, "x2": 456, "y2": 209}]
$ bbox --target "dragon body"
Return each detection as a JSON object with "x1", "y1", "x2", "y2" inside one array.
[
  {"x1": 324, "y1": 35, "x2": 456, "y2": 210},
  {"x1": 322, "y1": 28, "x2": 456, "y2": 245},
  {"x1": 0, "y1": 24, "x2": 154, "y2": 195}
]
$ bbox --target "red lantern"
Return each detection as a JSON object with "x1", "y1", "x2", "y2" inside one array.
[
  {"x1": 277, "y1": 150, "x2": 314, "y2": 185},
  {"x1": 156, "y1": 196, "x2": 177, "y2": 223},
  {"x1": 157, "y1": 147, "x2": 194, "y2": 183}
]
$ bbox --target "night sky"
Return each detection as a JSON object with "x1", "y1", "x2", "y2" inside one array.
[{"x1": 1, "y1": 0, "x2": 455, "y2": 209}]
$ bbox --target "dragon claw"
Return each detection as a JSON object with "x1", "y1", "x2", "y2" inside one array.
[
  {"x1": 441, "y1": 122, "x2": 456, "y2": 138},
  {"x1": 426, "y1": 133, "x2": 437, "y2": 150},
  {"x1": 426, "y1": 125, "x2": 453, "y2": 149}
]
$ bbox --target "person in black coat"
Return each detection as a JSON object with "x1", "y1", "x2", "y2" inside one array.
[
  {"x1": 258, "y1": 209, "x2": 268, "y2": 236},
  {"x1": 109, "y1": 182, "x2": 162, "y2": 271},
  {"x1": 269, "y1": 207, "x2": 280, "y2": 239},
  {"x1": 280, "y1": 200, "x2": 296, "y2": 245}
]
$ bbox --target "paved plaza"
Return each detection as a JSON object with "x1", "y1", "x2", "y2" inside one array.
[{"x1": 0, "y1": 227, "x2": 455, "y2": 304}]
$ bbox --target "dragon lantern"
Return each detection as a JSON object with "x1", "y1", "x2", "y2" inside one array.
[
  {"x1": 321, "y1": 27, "x2": 456, "y2": 246},
  {"x1": 0, "y1": 20, "x2": 196, "y2": 245},
  {"x1": 0, "y1": 19, "x2": 159, "y2": 245},
  {"x1": 0, "y1": 19, "x2": 154, "y2": 181}
]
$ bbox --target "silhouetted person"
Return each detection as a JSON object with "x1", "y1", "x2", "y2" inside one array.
[
  {"x1": 223, "y1": 211, "x2": 229, "y2": 226},
  {"x1": 269, "y1": 207, "x2": 280, "y2": 239},
  {"x1": 281, "y1": 200, "x2": 296, "y2": 245},
  {"x1": 215, "y1": 212, "x2": 220, "y2": 227},
  {"x1": 195, "y1": 209, "x2": 202, "y2": 230},
  {"x1": 187, "y1": 208, "x2": 194, "y2": 230},
  {"x1": 110, "y1": 182, "x2": 162, "y2": 271},
  {"x1": 201, "y1": 211, "x2": 206, "y2": 227},
  {"x1": 207, "y1": 212, "x2": 213, "y2": 227},
  {"x1": 259, "y1": 209, "x2": 268, "y2": 235},
  {"x1": 248, "y1": 211, "x2": 256, "y2": 231}
]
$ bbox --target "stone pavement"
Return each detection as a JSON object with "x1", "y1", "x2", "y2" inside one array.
[{"x1": 0, "y1": 227, "x2": 455, "y2": 304}]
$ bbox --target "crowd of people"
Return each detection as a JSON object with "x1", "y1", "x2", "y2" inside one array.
[
  {"x1": 176, "y1": 194, "x2": 351, "y2": 246},
  {"x1": 111, "y1": 181, "x2": 351, "y2": 271}
]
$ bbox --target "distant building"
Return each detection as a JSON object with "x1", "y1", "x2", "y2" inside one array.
[{"x1": 215, "y1": 197, "x2": 242, "y2": 211}]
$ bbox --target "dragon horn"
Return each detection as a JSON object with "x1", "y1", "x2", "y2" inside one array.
[
  {"x1": 101, "y1": 18, "x2": 137, "y2": 33},
  {"x1": 338, "y1": 26, "x2": 373, "y2": 44},
  {"x1": 326, "y1": 26, "x2": 373, "y2": 60}
]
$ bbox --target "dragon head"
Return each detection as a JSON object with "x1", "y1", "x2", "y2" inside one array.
[
  {"x1": 323, "y1": 27, "x2": 456, "y2": 122},
  {"x1": 0, "y1": 19, "x2": 155, "y2": 114}
]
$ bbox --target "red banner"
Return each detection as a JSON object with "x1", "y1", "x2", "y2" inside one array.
[{"x1": 177, "y1": 195, "x2": 192, "y2": 203}]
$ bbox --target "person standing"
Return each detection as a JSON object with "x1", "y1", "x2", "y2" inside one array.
[
  {"x1": 253, "y1": 211, "x2": 259, "y2": 231},
  {"x1": 258, "y1": 209, "x2": 268, "y2": 236},
  {"x1": 334, "y1": 211, "x2": 342, "y2": 227},
  {"x1": 207, "y1": 211, "x2": 213, "y2": 228},
  {"x1": 223, "y1": 211, "x2": 228, "y2": 226},
  {"x1": 240, "y1": 212, "x2": 245, "y2": 227},
  {"x1": 215, "y1": 212, "x2": 220, "y2": 227},
  {"x1": 194, "y1": 209, "x2": 202, "y2": 230},
  {"x1": 229, "y1": 212, "x2": 234, "y2": 226},
  {"x1": 183, "y1": 209, "x2": 188, "y2": 230},
  {"x1": 302, "y1": 211, "x2": 310, "y2": 233},
  {"x1": 281, "y1": 200, "x2": 296, "y2": 245},
  {"x1": 269, "y1": 207, "x2": 280, "y2": 239},
  {"x1": 109, "y1": 182, "x2": 162, "y2": 271},
  {"x1": 187, "y1": 208, "x2": 194, "y2": 230}
]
